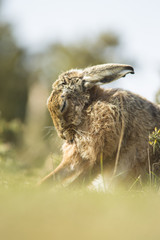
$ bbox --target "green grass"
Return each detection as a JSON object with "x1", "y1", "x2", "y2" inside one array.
[
  {"x1": 0, "y1": 167, "x2": 160, "y2": 240},
  {"x1": 1, "y1": 125, "x2": 160, "y2": 240}
]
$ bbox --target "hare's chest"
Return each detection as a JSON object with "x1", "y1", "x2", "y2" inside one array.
[{"x1": 74, "y1": 133, "x2": 100, "y2": 163}]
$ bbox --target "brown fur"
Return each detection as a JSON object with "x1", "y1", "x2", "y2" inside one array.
[{"x1": 41, "y1": 64, "x2": 160, "y2": 187}]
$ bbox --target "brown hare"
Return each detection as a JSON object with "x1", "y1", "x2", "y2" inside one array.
[{"x1": 40, "y1": 63, "x2": 160, "y2": 187}]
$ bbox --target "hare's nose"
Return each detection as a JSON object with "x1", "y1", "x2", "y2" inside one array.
[
  {"x1": 59, "y1": 132, "x2": 66, "y2": 140},
  {"x1": 68, "y1": 139, "x2": 74, "y2": 144},
  {"x1": 63, "y1": 131, "x2": 74, "y2": 144}
]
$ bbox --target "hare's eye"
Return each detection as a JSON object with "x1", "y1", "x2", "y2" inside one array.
[{"x1": 60, "y1": 100, "x2": 67, "y2": 113}]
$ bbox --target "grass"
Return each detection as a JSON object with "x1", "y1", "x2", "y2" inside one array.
[
  {"x1": 1, "y1": 122, "x2": 160, "y2": 240},
  {"x1": 0, "y1": 188, "x2": 160, "y2": 240},
  {"x1": 0, "y1": 165, "x2": 160, "y2": 240},
  {"x1": 0, "y1": 156, "x2": 160, "y2": 240}
]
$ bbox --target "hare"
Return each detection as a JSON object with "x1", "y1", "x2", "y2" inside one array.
[{"x1": 40, "y1": 63, "x2": 160, "y2": 187}]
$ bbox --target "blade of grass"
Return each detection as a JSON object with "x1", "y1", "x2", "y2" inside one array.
[
  {"x1": 128, "y1": 175, "x2": 141, "y2": 191},
  {"x1": 100, "y1": 152, "x2": 106, "y2": 192},
  {"x1": 147, "y1": 146, "x2": 151, "y2": 186}
]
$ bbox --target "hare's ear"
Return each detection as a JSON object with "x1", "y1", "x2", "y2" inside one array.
[{"x1": 82, "y1": 63, "x2": 134, "y2": 88}]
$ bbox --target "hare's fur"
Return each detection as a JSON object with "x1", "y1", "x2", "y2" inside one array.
[{"x1": 43, "y1": 64, "x2": 160, "y2": 186}]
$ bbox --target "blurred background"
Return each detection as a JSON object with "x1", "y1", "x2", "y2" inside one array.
[{"x1": 0, "y1": 0, "x2": 160, "y2": 179}]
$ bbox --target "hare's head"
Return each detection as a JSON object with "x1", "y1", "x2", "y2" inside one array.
[{"x1": 47, "y1": 63, "x2": 134, "y2": 142}]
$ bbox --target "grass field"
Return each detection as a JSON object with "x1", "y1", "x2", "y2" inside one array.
[
  {"x1": 0, "y1": 166, "x2": 160, "y2": 240},
  {"x1": 1, "y1": 121, "x2": 160, "y2": 240}
]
